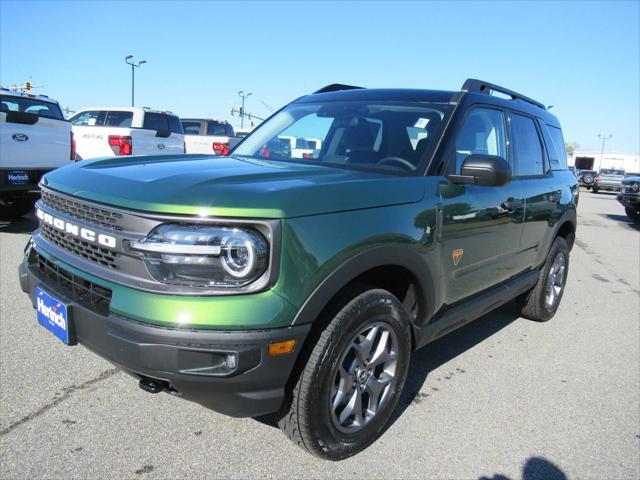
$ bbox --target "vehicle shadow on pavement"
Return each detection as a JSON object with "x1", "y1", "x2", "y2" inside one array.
[
  {"x1": 601, "y1": 213, "x2": 640, "y2": 231},
  {"x1": 0, "y1": 212, "x2": 37, "y2": 234},
  {"x1": 480, "y1": 455, "x2": 567, "y2": 480},
  {"x1": 390, "y1": 302, "x2": 520, "y2": 425}
]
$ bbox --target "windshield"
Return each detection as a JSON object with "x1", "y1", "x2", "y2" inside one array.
[{"x1": 233, "y1": 101, "x2": 451, "y2": 174}]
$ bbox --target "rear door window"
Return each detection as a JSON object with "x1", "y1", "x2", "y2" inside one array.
[
  {"x1": 182, "y1": 121, "x2": 202, "y2": 135},
  {"x1": 143, "y1": 113, "x2": 183, "y2": 133},
  {"x1": 207, "y1": 122, "x2": 228, "y2": 136},
  {"x1": 510, "y1": 113, "x2": 544, "y2": 176},
  {"x1": 70, "y1": 110, "x2": 106, "y2": 126},
  {"x1": 105, "y1": 111, "x2": 133, "y2": 127}
]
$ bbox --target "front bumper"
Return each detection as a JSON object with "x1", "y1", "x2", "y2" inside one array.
[{"x1": 19, "y1": 250, "x2": 311, "y2": 418}]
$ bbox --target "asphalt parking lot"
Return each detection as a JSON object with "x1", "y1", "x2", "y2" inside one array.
[{"x1": 0, "y1": 191, "x2": 638, "y2": 480}]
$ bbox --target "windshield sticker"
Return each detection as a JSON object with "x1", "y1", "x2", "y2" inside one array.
[{"x1": 414, "y1": 118, "x2": 430, "y2": 129}]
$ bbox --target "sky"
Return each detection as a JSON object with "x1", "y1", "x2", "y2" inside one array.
[{"x1": 1, "y1": 0, "x2": 638, "y2": 152}]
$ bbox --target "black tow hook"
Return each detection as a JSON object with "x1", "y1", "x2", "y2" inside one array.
[{"x1": 138, "y1": 377, "x2": 167, "y2": 394}]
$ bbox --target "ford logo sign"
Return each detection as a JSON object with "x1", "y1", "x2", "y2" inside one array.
[
  {"x1": 157, "y1": 144, "x2": 166, "y2": 150},
  {"x1": 12, "y1": 133, "x2": 28, "y2": 142}
]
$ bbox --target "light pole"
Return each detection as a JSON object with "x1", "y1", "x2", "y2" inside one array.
[
  {"x1": 125, "y1": 55, "x2": 147, "y2": 107},
  {"x1": 597, "y1": 134, "x2": 612, "y2": 171},
  {"x1": 238, "y1": 91, "x2": 252, "y2": 129}
]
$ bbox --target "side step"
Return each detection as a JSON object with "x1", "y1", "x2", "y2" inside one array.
[{"x1": 416, "y1": 270, "x2": 539, "y2": 349}]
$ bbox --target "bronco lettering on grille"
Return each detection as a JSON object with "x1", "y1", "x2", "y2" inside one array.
[{"x1": 36, "y1": 208, "x2": 117, "y2": 249}]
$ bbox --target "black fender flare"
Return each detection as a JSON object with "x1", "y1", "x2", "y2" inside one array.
[{"x1": 291, "y1": 245, "x2": 437, "y2": 332}]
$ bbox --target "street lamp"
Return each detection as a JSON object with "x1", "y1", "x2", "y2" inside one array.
[
  {"x1": 125, "y1": 55, "x2": 147, "y2": 107},
  {"x1": 238, "y1": 91, "x2": 252, "y2": 129},
  {"x1": 597, "y1": 134, "x2": 612, "y2": 171}
]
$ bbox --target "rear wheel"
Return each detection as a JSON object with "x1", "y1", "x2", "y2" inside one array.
[
  {"x1": 592, "y1": 186, "x2": 599, "y2": 193},
  {"x1": 625, "y1": 206, "x2": 640, "y2": 223},
  {"x1": 518, "y1": 237, "x2": 569, "y2": 322},
  {"x1": 0, "y1": 196, "x2": 35, "y2": 219},
  {"x1": 277, "y1": 287, "x2": 412, "y2": 461}
]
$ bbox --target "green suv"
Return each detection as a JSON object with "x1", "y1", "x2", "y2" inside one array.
[{"x1": 19, "y1": 79, "x2": 578, "y2": 460}]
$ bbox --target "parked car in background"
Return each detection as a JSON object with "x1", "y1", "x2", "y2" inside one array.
[
  {"x1": 593, "y1": 168, "x2": 625, "y2": 193},
  {"x1": 1, "y1": 89, "x2": 73, "y2": 218},
  {"x1": 279, "y1": 135, "x2": 323, "y2": 158},
  {"x1": 617, "y1": 175, "x2": 640, "y2": 222},
  {"x1": 69, "y1": 107, "x2": 184, "y2": 160},
  {"x1": 577, "y1": 169, "x2": 597, "y2": 189},
  {"x1": 181, "y1": 119, "x2": 241, "y2": 155},
  {"x1": 234, "y1": 127, "x2": 254, "y2": 139}
]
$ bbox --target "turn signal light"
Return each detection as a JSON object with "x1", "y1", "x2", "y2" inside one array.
[
  {"x1": 268, "y1": 339, "x2": 297, "y2": 356},
  {"x1": 108, "y1": 135, "x2": 132, "y2": 156}
]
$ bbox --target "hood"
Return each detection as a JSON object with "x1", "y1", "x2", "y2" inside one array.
[{"x1": 42, "y1": 155, "x2": 425, "y2": 218}]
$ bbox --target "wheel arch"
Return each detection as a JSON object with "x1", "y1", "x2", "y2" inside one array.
[{"x1": 291, "y1": 245, "x2": 437, "y2": 348}]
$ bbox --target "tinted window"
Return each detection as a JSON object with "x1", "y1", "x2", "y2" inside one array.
[
  {"x1": 207, "y1": 122, "x2": 227, "y2": 136},
  {"x1": 455, "y1": 108, "x2": 506, "y2": 173},
  {"x1": 225, "y1": 124, "x2": 235, "y2": 136},
  {"x1": 105, "y1": 111, "x2": 133, "y2": 127},
  {"x1": 511, "y1": 113, "x2": 544, "y2": 176},
  {"x1": 182, "y1": 121, "x2": 201, "y2": 135},
  {"x1": 70, "y1": 110, "x2": 105, "y2": 126},
  {"x1": 601, "y1": 169, "x2": 625, "y2": 175},
  {"x1": 1, "y1": 95, "x2": 65, "y2": 120},
  {"x1": 544, "y1": 125, "x2": 568, "y2": 169},
  {"x1": 143, "y1": 113, "x2": 182, "y2": 133}
]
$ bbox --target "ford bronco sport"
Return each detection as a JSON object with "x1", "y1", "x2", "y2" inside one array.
[{"x1": 19, "y1": 79, "x2": 578, "y2": 460}]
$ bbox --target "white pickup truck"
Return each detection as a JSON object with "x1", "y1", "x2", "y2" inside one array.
[
  {"x1": 181, "y1": 118, "x2": 242, "y2": 155},
  {"x1": 1, "y1": 89, "x2": 73, "y2": 218},
  {"x1": 69, "y1": 107, "x2": 185, "y2": 159}
]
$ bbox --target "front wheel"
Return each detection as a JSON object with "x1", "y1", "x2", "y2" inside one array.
[
  {"x1": 277, "y1": 287, "x2": 412, "y2": 460},
  {"x1": 518, "y1": 237, "x2": 570, "y2": 322},
  {"x1": 625, "y1": 206, "x2": 640, "y2": 223}
]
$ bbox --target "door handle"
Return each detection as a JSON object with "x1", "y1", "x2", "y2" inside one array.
[{"x1": 501, "y1": 198, "x2": 524, "y2": 212}]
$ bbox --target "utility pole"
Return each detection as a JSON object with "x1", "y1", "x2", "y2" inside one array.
[
  {"x1": 125, "y1": 55, "x2": 147, "y2": 107},
  {"x1": 238, "y1": 91, "x2": 252, "y2": 129},
  {"x1": 597, "y1": 134, "x2": 612, "y2": 171}
]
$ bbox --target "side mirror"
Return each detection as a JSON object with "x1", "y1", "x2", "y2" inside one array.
[
  {"x1": 450, "y1": 154, "x2": 512, "y2": 187},
  {"x1": 155, "y1": 129, "x2": 171, "y2": 138}
]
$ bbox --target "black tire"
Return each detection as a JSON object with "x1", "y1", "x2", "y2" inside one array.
[
  {"x1": 592, "y1": 186, "x2": 599, "y2": 193},
  {"x1": 0, "y1": 197, "x2": 35, "y2": 219},
  {"x1": 277, "y1": 287, "x2": 412, "y2": 461},
  {"x1": 518, "y1": 237, "x2": 570, "y2": 322},
  {"x1": 625, "y1": 206, "x2": 640, "y2": 223}
]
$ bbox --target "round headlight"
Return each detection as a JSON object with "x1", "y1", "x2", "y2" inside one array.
[{"x1": 130, "y1": 224, "x2": 269, "y2": 288}]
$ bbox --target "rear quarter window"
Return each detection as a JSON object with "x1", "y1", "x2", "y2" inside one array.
[
  {"x1": 543, "y1": 124, "x2": 568, "y2": 170},
  {"x1": 182, "y1": 121, "x2": 202, "y2": 135}
]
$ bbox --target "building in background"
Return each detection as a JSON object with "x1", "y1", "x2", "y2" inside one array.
[{"x1": 569, "y1": 151, "x2": 640, "y2": 173}]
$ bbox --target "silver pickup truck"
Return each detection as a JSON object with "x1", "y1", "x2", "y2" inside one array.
[{"x1": 593, "y1": 169, "x2": 625, "y2": 193}]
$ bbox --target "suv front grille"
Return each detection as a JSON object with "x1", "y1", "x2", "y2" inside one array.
[
  {"x1": 41, "y1": 189, "x2": 124, "y2": 232},
  {"x1": 40, "y1": 223, "x2": 119, "y2": 269},
  {"x1": 32, "y1": 251, "x2": 112, "y2": 314}
]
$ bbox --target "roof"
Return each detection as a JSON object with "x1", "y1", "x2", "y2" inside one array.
[
  {"x1": 0, "y1": 88, "x2": 59, "y2": 104},
  {"x1": 73, "y1": 106, "x2": 178, "y2": 115}
]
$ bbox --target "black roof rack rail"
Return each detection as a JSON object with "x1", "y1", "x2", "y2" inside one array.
[
  {"x1": 314, "y1": 84, "x2": 364, "y2": 94},
  {"x1": 462, "y1": 78, "x2": 546, "y2": 110}
]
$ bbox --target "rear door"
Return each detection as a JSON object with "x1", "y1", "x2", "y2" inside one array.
[
  {"x1": 507, "y1": 111, "x2": 559, "y2": 271},
  {"x1": 439, "y1": 106, "x2": 525, "y2": 305},
  {"x1": 135, "y1": 113, "x2": 184, "y2": 155},
  {"x1": 0, "y1": 95, "x2": 71, "y2": 169}
]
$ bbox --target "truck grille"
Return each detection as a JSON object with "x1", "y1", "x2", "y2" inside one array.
[
  {"x1": 40, "y1": 223, "x2": 119, "y2": 269},
  {"x1": 32, "y1": 250, "x2": 112, "y2": 314},
  {"x1": 41, "y1": 189, "x2": 124, "y2": 232}
]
